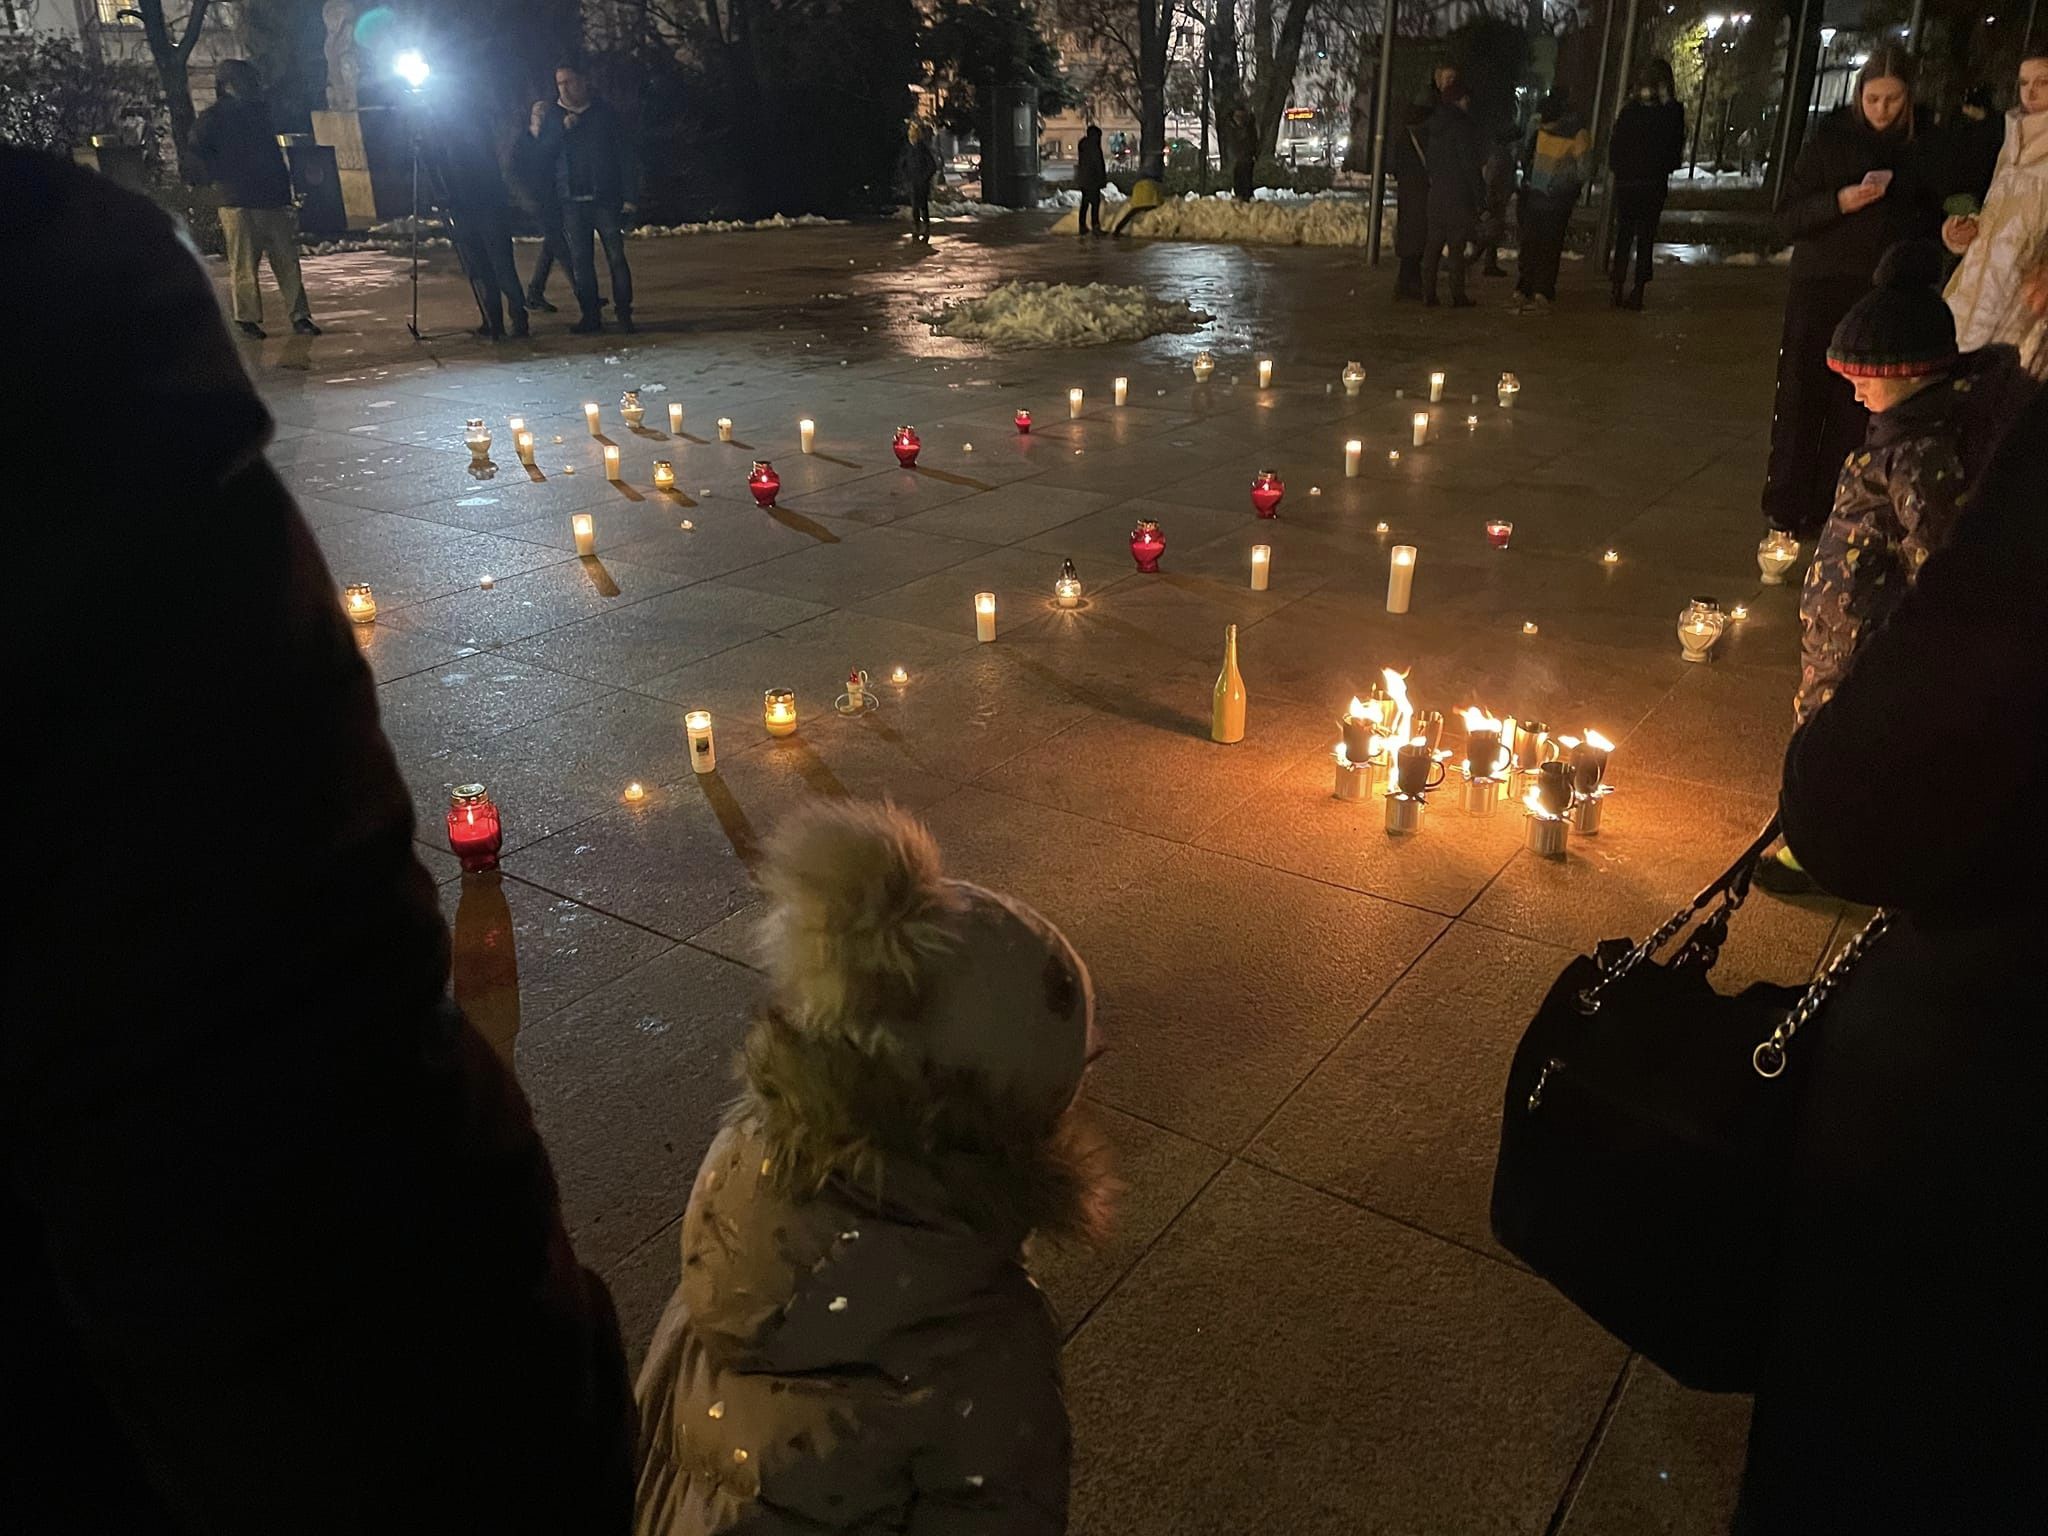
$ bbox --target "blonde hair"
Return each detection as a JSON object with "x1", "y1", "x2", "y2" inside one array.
[{"x1": 1852, "y1": 47, "x2": 1917, "y2": 137}]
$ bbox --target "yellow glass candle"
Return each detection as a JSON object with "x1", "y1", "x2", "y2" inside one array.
[
  {"x1": 571, "y1": 513, "x2": 595, "y2": 557},
  {"x1": 763, "y1": 688, "x2": 798, "y2": 737},
  {"x1": 342, "y1": 583, "x2": 376, "y2": 624},
  {"x1": 974, "y1": 591, "x2": 997, "y2": 642},
  {"x1": 1257, "y1": 358, "x2": 1273, "y2": 388}
]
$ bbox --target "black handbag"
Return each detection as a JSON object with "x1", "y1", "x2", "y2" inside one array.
[{"x1": 1489, "y1": 818, "x2": 1890, "y2": 1393}]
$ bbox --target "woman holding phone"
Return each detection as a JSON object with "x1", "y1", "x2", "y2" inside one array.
[{"x1": 1762, "y1": 48, "x2": 1941, "y2": 543}]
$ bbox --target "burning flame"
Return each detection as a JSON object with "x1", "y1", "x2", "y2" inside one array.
[
  {"x1": 1584, "y1": 728, "x2": 1616, "y2": 753},
  {"x1": 1460, "y1": 704, "x2": 1502, "y2": 734},
  {"x1": 1346, "y1": 696, "x2": 1373, "y2": 724},
  {"x1": 1368, "y1": 669, "x2": 1415, "y2": 761},
  {"x1": 1524, "y1": 787, "x2": 1562, "y2": 821}
]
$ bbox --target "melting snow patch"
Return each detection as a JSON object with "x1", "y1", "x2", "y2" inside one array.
[{"x1": 928, "y1": 281, "x2": 1212, "y2": 346}]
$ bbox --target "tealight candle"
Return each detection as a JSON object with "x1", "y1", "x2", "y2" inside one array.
[
  {"x1": 508, "y1": 415, "x2": 525, "y2": 434},
  {"x1": 652, "y1": 460, "x2": 675, "y2": 491},
  {"x1": 1602, "y1": 548, "x2": 1620, "y2": 564},
  {"x1": 1429, "y1": 371, "x2": 1445, "y2": 402},
  {"x1": 1731, "y1": 604, "x2": 1749, "y2": 621},
  {"x1": 717, "y1": 417, "x2": 734, "y2": 442},
  {"x1": 1345, "y1": 439, "x2": 1363, "y2": 477},
  {"x1": 1069, "y1": 387, "x2": 1084, "y2": 419},
  {"x1": 1411, "y1": 413, "x2": 1428, "y2": 448},
  {"x1": 342, "y1": 583, "x2": 376, "y2": 624},
  {"x1": 799, "y1": 418, "x2": 816, "y2": 453},
  {"x1": 1485, "y1": 519, "x2": 1513, "y2": 550},
  {"x1": 514, "y1": 430, "x2": 535, "y2": 465},
  {"x1": 668, "y1": 402, "x2": 684, "y2": 433},
  {"x1": 1387, "y1": 450, "x2": 1401, "y2": 465},
  {"x1": 584, "y1": 402, "x2": 601, "y2": 434},
  {"x1": 1523, "y1": 620, "x2": 1540, "y2": 635},
  {"x1": 603, "y1": 444, "x2": 621, "y2": 481},
  {"x1": 479, "y1": 574, "x2": 495, "y2": 590},
  {"x1": 572, "y1": 512, "x2": 595, "y2": 557},
  {"x1": 1257, "y1": 359, "x2": 1273, "y2": 389},
  {"x1": 1387, "y1": 545, "x2": 1416, "y2": 614},
  {"x1": 1250, "y1": 544, "x2": 1271, "y2": 591},
  {"x1": 974, "y1": 591, "x2": 997, "y2": 642},
  {"x1": 1114, "y1": 376, "x2": 1129, "y2": 407},
  {"x1": 763, "y1": 688, "x2": 798, "y2": 737},
  {"x1": 890, "y1": 666, "x2": 909, "y2": 685},
  {"x1": 685, "y1": 709, "x2": 716, "y2": 773},
  {"x1": 1375, "y1": 521, "x2": 1390, "y2": 534},
  {"x1": 1466, "y1": 414, "x2": 1479, "y2": 430},
  {"x1": 624, "y1": 782, "x2": 645, "y2": 802}
]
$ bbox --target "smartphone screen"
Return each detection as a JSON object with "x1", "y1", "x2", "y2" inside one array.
[{"x1": 1862, "y1": 169, "x2": 1894, "y2": 190}]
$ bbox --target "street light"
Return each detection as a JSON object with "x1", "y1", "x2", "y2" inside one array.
[{"x1": 393, "y1": 49, "x2": 430, "y2": 91}]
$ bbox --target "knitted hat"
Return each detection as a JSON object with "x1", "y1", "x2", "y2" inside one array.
[
  {"x1": 755, "y1": 801, "x2": 1094, "y2": 1121},
  {"x1": 1827, "y1": 241, "x2": 1958, "y2": 379}
]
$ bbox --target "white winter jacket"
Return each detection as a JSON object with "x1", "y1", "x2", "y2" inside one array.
[{"x1": 1945, "y1": 109, "x2": 2048, "y2": 359}]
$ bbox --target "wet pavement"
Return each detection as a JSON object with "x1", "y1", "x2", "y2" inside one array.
[{"x1": 230, "y1": 216, "x2": 1842, "y2": 1534}]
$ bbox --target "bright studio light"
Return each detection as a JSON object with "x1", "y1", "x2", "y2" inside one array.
[{"x1": 393, "y1": 49, "x2": 430, "y2": 90}]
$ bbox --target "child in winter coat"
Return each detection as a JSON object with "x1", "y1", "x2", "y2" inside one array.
[{"x1": 633, "y1": 801, "x2": 1112, "y2": 1535}]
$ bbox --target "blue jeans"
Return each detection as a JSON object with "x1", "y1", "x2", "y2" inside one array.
[{"x1": 563, "y1": 200, "x2": 633, "y2": 323}]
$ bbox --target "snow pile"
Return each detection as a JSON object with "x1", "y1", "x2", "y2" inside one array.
[
  {"x1": 632, "y1": 213, "x2": 843, "y2": 236},
  {"x1": 1126, "y1": 192, "x2": 1372, "y2": 247},
  {"x1": 906, "y1": 200, "x2": 1012, "y2": 221},
  {"x1": 1039, "y1": 185, "x2": 1132, "y2": 210},
  {"x1": 928, "y1": 281, "x2": 1212, "y2": 346},
  {"x1": 304, "y1": 211, "x2": 837, "y2": 253}
]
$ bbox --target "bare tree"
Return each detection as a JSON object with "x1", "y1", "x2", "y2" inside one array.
[
  {"x1": 1047, "y1": 0, "x2": 1176, "y2": 173},
  {"x1": 126, "y1": 0, "x2": 216, "y2": 179}
]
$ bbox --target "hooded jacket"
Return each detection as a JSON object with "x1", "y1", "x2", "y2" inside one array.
[
  {"x1": 633, "y1": 1014, "x2": 1111, "y2": 1534},
  {"x1": 1944, "y1": 110, "x2": 2048, "y2": 354}
]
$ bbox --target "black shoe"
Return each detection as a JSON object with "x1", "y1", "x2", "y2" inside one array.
[
  {"x1": 570, "y1": 316, "x2": 604, "y2": 335},
  {"x1": 1451, "y1": 296, "x2": 1478, "y2": 309},
  {"x1": 237, "y1": 320, "x2": 266, "y2": 339},
  {"x1": 474, "y1": 323, "x2": 504, "y2": 341},
  {"x1": 1623, "y1": 286, "x2": 1645, "y2": 311},
  {"x1": 292, "y1": 317, "x2": 322, "y2": 336},
  {"x1": 616, "y1": 313, "x2": 637, "y2": 335},
  {"x1": 525, "y1": 293, "x2": 557, "y2": 313},
  {"x1": 509, "y1": 314, "x2": 531, "y2": 339}
]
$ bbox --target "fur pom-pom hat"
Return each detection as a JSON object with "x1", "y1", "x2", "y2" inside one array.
[{"x1": 754, "y1": 800, "x2": 1095, "y2": 1123}]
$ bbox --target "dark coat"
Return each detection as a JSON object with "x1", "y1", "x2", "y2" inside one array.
[
  {"x1": 190, "y1": 93, "x2": 292, "y2": 208},
  {"x1": 0, "y1": 146, "x2": 634, "y2": 1536},
  {"x1": 1776, "y1": 109, "x2": 1941, "y2": 284},
  {"x1": 1424, "y1": 102, "x2": 1488, "y2": 224},
  {"x1": 1743, "y1": 384, "x2": 2048, "y2": 1533},
  {"x1": 427, "y1": 116, "x2": 511, "y2": 212},
  {"x1": 1074, "y1": 132, "x2": 1108, "y2": 192},
  {"x1": 633, "y1": 1012, "x2": 1112, "y2": 1534},
  {"x1": 536, "y1": 97, "x2": 640, "y2": 208},
  {"x1": 1607, "y1": 96, "x2": 1685, "y2": 188},
  {"x1": 1928, "y1": 109, "x2": 2006, "y2": 204},
  {"x1": 1392, "y1": 104, "x2": 1433, "y2": 259},
  {"x1": 896, "y1": 138, "x2": 941, "y2": 194}
]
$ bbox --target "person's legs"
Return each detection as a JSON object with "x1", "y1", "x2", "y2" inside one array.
[
  {"x1": 478, "y1": 207, "x2": 526, "y2": 337},
  {"x1": 912, "y1": 179, "x2": 931, "y2": 235},
  {"x1": 255, "y1": 207, "x2": 312, "y2": 325},
  {"x1": 1531, "y1": 198, "x2": 1569, "y2": 299},
  {"x1": 592, "y1": 203, "x2": 632, "y2": 327},
  {"x1": 219, "y1": 206, "x2": 262, "y2": 327},
  {"x1": 563, "y1": 201, "x2": 602, "y2": 329},
  {"x1": 1421, "y1": 223, "x2": 1446, "y2": 303},
  {"x1": 1633, "y1": 190, "x2": 1667, "y2": 289},
  {"x1": 527, "y1": 199, "x2": 568, "y2": 307},
  {"x1": 449, "y1": 211, "x2": 504, "y2": 336},
  {"x1": 1445, "y1": 220, "x2": 1473, "y2": 304},
  {"x1": 1761, "y1": 279, "x2": 1866, "y2": 538}
]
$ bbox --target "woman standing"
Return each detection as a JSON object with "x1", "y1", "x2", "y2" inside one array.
[
  {"x1": 1606, "y1": 60, "x2": 1685, "y2": 310},
  {"x1": 1942, "y1": 50, "x2": 2048, "y2": 368},
  {"x1": 1762, "y1": 49, "x2": 1940, "y2": 541}
]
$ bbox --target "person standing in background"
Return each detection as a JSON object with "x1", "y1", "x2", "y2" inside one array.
[
  {"x1": 1422, "y1": 84, "x2": 1488, "y2": 308},
  {"x1": 1941, "y1": 50, "x2": 2048, "y2": 364},
  {"x1": 1074, "y1": 124, "x2": 1108, "y2": 236},
  {"x1": 533, "y1": 59, "x2": 639, "y2": 335},
  {"x1": 1511, "y1": 89, "x2": 1591, "y2": 313},
  {"x1": 426, "y1": 107, "x2": 529, "y2": 341},
  {"x1": 1606, "y1": 59, "x2": 1685, "y2": 309},
  {"x1": 897, "y1": 121, "x2": 941, "y2": 239},
  {"x1": 190, "y1": 60, "x2": 320, "y2": 340},
  {"x1": 1391, "y1": 97, "x2": 1434, "y2": 301},
  {"x1": 510, "y1": 99, "x2": 573, "y2": 313}
]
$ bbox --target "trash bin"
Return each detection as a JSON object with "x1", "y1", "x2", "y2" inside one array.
[
  {"x1": 279, "y1": 134, "x2": 347, "y2": 236},
  {"x1": 985, "y1": 81, "x2": 1040, "y2": 209}
]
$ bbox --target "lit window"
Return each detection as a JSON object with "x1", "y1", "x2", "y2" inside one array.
[{"x1": 97, "y1": 0, "x2": 142, "y2": 23}]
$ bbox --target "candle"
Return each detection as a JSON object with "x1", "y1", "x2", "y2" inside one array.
[
  {"x1": 891, "y1": 425, "x2": 921, "y2": 467},
  {"x1": 1069, "y1": 387, "x2": 1084, "y2": 419},
  {"x1": 685, "y1": 709, "x2": 716, "y2": 773},
  {"x1": 974, "y1": 591, "x2": 997, "y2": 643},
  {"x1": 620, "y1": 391, "x2": 644, "y2": 428},
  {"x1": 1497, "y1": 372, "x2": 1520, "y2": 407},
  {"x1": 603, "y1": 444, "x2": 621, "y2": 481},
  {"x1": 342, "y1": 583, "x2": 376, "y2": 624},
  {"x1": 479, "y1": 574, "x2": 495, "y2": 590},
  {"x1": 1114, "y1": 376, "x2": 1129, "y2": 407},
  {"x1": 445, "y1": 784, "x2": 503, "y2": 874},
  {"x1": 1250, "y1": 470, "x2": 1284, "y2": 518},
  {"x1": 572, "y1": 513, "x2": 595, "y2": 557},
  {"x1": 669, "y1": 401, "x2": 684, "y2": 433},
  {"x1": 624, "y1": 782, "x2": 645, "y2": 803},
  {"x1": 1055, "y1": 558, "x2": 1081, "y2": 608},
  {"x1": 889, "y1": 666, "x2": 909, "y2": 685},
  {"x1": 1386, "y1": 545, "x2": 1416, "y2": 614},
  {"x1": 1015, "y1": 409, "x2": 1032, "y2": 434},
  {"x1": 747, "y1": 460, "x2": 782, "y2": 507},
  {"x1": 717, "y1": 417, "x2": 734, "y2": 442},
  {"x1": 1340, "y1": 699, "x2": 1376, "y2": 763},
  {"x1": 1345, "y1": 439, "x2": 1363, "y2": 477},
  {"x1": 763, "y1": 688, "x2": 798, "y2": 737},
  {"x1": 1375, "y1": 520, "x2": 1390, "y2": 534},
  {"x1": 1678, "y1": 600, "x2": 1727, "y2": 663},
  {"x1": 1192, "y1": 351, "x2": 1215, "y2": 383},
  {"x1": 1387, "y1": 450, "x2": 1401, "y2": 465},
  {"x1": 652, "y1": 460, "x2": 675, "y2": 491},
  {"x1": 464, "y1": 418, "x2": 492, "y2": 461},
  {"x1": 514, "y1": 430, "x2": 535, "y2": 465},
  {"x1": 1250, "y1": 544, "x2": 1271, "y2": 591},
  {"x1": 1130, "y1": 519, "x2": 1165, "y2": 571},
  {"x1": 1257, "y1": 359, "x2": 1273, "y2": 389},
  {"x1": 1757, "y1": 530, "x2": 1801, "y2": 584},
  {"x1": 1485, "y1": 519, "x2": 1513, "y2": 550},
  {"x1": 1429, "y1": 371, "x2": 1445, "y2": 402},
  {"x1": 799, "y1": 418, "x2": 816, "y2": 453},
  {"x1": 1466, "y1": 414, "x2": 1479, "y2": 430},
  {"x1": 1342, "y1": 361, "x2": 1365, "y2": 396},
  {"x1": 508, "y1": 415, "x2": 525, "y2": 434},
  {"x1": 1411, "y1": 413, "x2": 1428, "y2": 448},
  {"x1": 1730, "y1": 603, "x2": 1749, "y2": 621},
  {"x1": 1523, "y1": 620, "x2": 1540, "y2": 635},
  {"x1": 584, "y1": 402, "x2": 600, "y2": 434}
]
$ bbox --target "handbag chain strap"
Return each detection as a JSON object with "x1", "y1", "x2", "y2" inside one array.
[{"x1": 1751, "y1": 909, "x2": 1892, "y2": 1078}]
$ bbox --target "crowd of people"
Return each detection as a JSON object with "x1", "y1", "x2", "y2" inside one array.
[{"x1": 8, "y1": 35, "x2": 2048, "y2": 1536}]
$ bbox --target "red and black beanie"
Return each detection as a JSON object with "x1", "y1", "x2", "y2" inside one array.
[{"x1": 1827, "y1": 240, "x2": 1958, "y2": 379}]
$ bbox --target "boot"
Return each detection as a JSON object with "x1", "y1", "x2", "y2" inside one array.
[{"x1": 1623, "y1": 284, "x2": 1645, "y2": 311}]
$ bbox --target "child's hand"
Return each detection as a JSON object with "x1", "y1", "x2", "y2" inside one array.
[{"x1": 1942, "y1": 215, "x2": 1980, "y2": 253}]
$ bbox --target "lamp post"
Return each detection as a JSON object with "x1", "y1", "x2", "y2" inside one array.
[{"x1": 1809, "y1": 26, "x2": 1836, "y2": 116}]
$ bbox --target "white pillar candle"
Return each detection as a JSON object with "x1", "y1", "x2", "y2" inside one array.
[
  {"x1": 685, "y1": 710, "x2": 715, "y2": 772},
  {"x1": 584, "y1": 402, "x2": 601, "y2": 434},
  {"x1": 514, "y1": 430, "x2": 535, "y2": 465},
  {"x1": 1257, "y1": 359, "x2": 1273, "y2": 389},
  {"x1": 974, "y1": 591, "x2": 997, "y2": 642},
  {"x1": 1113, "y1": 376, "x2": 1129, "y2": 407},
  {"x1": 572, "y1": 513, "x2": 595, "y2": 557},
  {"x1": 799, "y1": 418, "x2": 816, "y2": 453},
  {"x1": 668, "y1": 402, "x2": 684, "y2": 433},
  {"x1": 1429, "y1": 371, "x2": 1445, "y2": 402},
  {"x1": 1386, "y1": 545, "x2": 1416, "y2": 614},
  {"x1": 1250, "y1": 544, "x2": 1271, "y2": 591},
  {"x1": 717, "y1": 417, "x2": 733, "y2": 442},
  {"x1": 507, "y1": 415, "x2": 525, "y2": 434},
  {"x1": 1344, "y1": 439, "x2": 1363, "y2": 478},
  {"x1": 1411, "y1": 413, "x2": 1429, "y2": 447},
  {"x1": 603, "y1": 445, "x2": 621, "y2": 481},
  {"x1": 1068, "y1": 388, "x2": 1083, "y2": 419}
]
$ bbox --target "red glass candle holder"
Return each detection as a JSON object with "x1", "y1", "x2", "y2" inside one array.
[
  {"x1": 1485, "y1": 519, "x2": 1514, "y2": 550},
  {"x1": 747, "y1": 460, "x2": 782, "y2": 507},
  {"x1": 1014, "y1": 410, "x2": 1033, "y2": 434},
  {"x1": 1130, "y1": 519, "x2": 1165, "y2": 572},
  {"x1": 1250, "y1": 470, "x2": 1285, "y2": 519},
  {"x1": 892, "y1": 425, "x2": 921, "y2": 467},
  {"x1": 446, "y1": 784, "x2": 503, "y2": 874}
]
